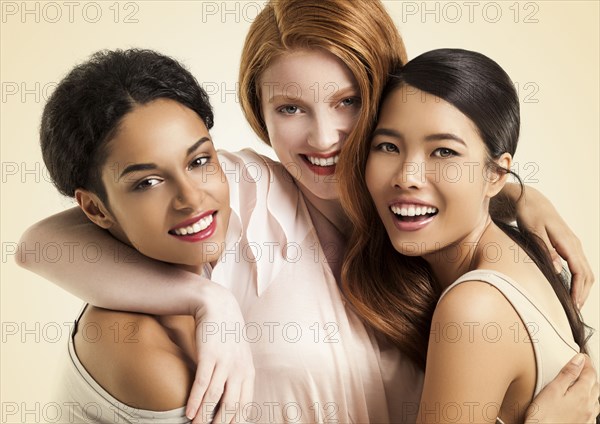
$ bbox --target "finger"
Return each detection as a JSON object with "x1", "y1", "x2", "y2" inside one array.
[
  {"x1": 234, "y1": 374, "x2": 255, "y2": 424},
  {"x1": 186, "y1": 356, "x2": 217, "y2": 420},
  {"x1": 193, "y1": 363, "x2": 228, "y2": 424},
  {"x1": 533, "y1": 226, "x2": 553, "y2": 256},
  {"x1": 533, "y1": 228, "x2": 561, "y2": 271},
  {"x1": 575, "y1": 266, "x2": 594, "y2": 308},
  {"x1": 568, "y1": 355, "x2": 599, "y2": 393},
  {"x1": 212, "y1": 377, "x2": 243, "y2": 424},
  {"x1": 548, "y1": 232, "x2": 593, "y2": 307},
  {"x1": 555, "y1": 353, "x2": 586, "y2": 393},
  {"x1": 550, "y1": 251, "x2": 562, "y2": 274}
]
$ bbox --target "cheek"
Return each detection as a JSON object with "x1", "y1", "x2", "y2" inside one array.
[
  {"x1": 206, "y1": 171, "x2": 229, "y2": 205},
  {"x1": 264, "y1": 117, "x2": 307, "y2": 153},
  {"x1": 110, "y1": 193, "x2": 165, "y2": 236},
  {"x1": 339, "y1": 109, "x2": 359, "y2": 135}
]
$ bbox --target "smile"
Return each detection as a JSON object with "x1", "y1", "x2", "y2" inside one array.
[
  {"x1": 390, "y1": 204, "x2": 438, "y2": 219},
  {"x1": 171, "y1": 214, "x2": 214, "y2": 235},
  {"x1": 168, "y1": 211, "x2": 218, "y2": 242},
  {"x1": 304, "y1": 154, "x2": 339, "y2": 167},
  {"x1": 300, "y1": 152, "x2": 340, "y2": 177},
  {"x1": 389, "y1": 203, "x2": 438, "y2": 231}
]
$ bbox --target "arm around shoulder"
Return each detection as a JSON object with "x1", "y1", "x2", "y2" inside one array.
[{"x1": 16, "y1": 206, "x2": 210, "y2": 316}]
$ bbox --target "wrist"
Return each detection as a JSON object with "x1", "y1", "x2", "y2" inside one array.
[{"x1": 186, "y1": 276, "x2": 237, "y2": 319}]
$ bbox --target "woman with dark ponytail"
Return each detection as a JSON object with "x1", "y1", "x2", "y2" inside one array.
[{"x1": 341, "y1": 48, "x2": 599, "y2": 423}]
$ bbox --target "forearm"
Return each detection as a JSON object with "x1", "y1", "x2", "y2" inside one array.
[{"x1": 16, "y1": 207, "x2": 208, "y2": 315}]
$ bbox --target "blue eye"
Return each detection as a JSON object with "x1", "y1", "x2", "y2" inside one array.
[
  {"x1": 278, "y1": 105, "x2": 301, "y2": 115},
  {"x1": 433, "y1": 148, "x2": 457, "y2": 158},
  {"x1": 188, "y1": 156, "x2": 210, "y2": 170}
]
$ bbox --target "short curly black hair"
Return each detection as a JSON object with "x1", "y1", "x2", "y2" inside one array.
[{"x1": 41, "y1": 48, "x2": 214, "y2": 202}]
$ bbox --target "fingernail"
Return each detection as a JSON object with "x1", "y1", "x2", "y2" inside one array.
[
  {"x1": 572, "y1": 353, "x2": 585, "y2": 366},
  {"x1": 577, "y1": 302, "x2": 581, "y2": 310}
]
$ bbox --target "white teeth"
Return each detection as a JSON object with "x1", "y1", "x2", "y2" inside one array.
[
  {"x1": 390, "y1": 205, "x2": 438, "y2": 217},
  {"x1": 306, "y1": 155, "x2": 339, "y2": 167},
  {"x1": 172, "y1": 214, "x2": 214, "y2": 236}
]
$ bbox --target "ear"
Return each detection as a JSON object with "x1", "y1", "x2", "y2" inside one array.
[
  {"x1": 74, "y1": 189, "x2": 115, "y2": 230},
  {"x1": 485, "y1": 153, "x2": 513, "y2": 198}
]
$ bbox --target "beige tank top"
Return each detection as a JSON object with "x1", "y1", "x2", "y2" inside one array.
[
  {"x1": 440, "y1": 269, "x2": 580, "y2": 424},
  {"x1": 54, "y1": 305, "x2": 190, "y2": 424}
]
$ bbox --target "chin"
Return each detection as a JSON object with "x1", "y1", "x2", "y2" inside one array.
[{"x1": 390, "y1": 239, "x2": 426, "y2": 257}]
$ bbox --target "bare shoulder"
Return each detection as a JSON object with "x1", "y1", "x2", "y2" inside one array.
[
  {"x1": 435, "y1": 279, "x2": 519, "y2": 326},
  {"x1": 74, "y1": 306, "x2": 194, "y2": 411},
  {"x1": 427, "y1": 280, "x2": 536, "y2": 411},
  {"x1": 433, "y1": 279, "x2": 537, "y2": 354}
]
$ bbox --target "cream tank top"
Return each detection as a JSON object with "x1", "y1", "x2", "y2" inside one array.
[
  {"x1": 53, "y1": 305, "x2": 190, "y2": 424},
  {"x1": 440, "y1": 269, "x2": 581, "y2": 424}
]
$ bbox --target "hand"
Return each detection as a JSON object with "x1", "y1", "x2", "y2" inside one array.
[
  {"x1": 186, "y1": 283, "x2": 255, "y2": 424},
  {"x1": 525, "y1": 353, "x2": 600, "y2": 423},
  {"x1": 515, "y1": 185, "x2": 595, "y2": 308}
]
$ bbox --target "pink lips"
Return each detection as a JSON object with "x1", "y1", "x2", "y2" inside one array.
[
  {"x1": 391, "y1": 214, "x2": 436, "y2": 232},
  {"x1": 388, "y1": 199, "x2": 438, "y2": 232},
  {"x1": 169, "y1": 210, "x2": 218, "y2": 243},
  {"x1": 169, "y1": 210, "x2": 214, "y2": 232}
]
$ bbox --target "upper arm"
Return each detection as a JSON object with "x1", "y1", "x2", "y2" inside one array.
[{"x1": 418, "y1": 281, "x2": 529, "y2": 423}]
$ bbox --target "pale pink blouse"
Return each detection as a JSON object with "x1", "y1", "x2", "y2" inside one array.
[
  {"x1": 211, "y1": 150, "x2": 423, "y2": 423},
  {"x1": 56, "y1": 149, "x2": 423, "y2": 423}
]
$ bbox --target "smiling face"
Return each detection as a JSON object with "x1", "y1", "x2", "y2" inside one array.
[
  {"x1": 366, "y1": 86, "x2": 507, "y2": 260},
  {"x1": 260, "y1": 49, "x2": 361, "y2": 200},
  {"x1": 79, "y1": 98, "x2": 230, "y2": 272}
]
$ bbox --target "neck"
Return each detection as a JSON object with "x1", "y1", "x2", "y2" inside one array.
[
  {"x1": 297, "y1": 184, "x2": 350, "y2": 284},
  {"x1": 298, "y1": 185, "x2": 350, "y2": 236},
  {"x1": 423, "y1": 215, "x2": 494, "y2": 289},
  {"x1": 176, "y1": 262, "x2": 211, "y2": 276}
]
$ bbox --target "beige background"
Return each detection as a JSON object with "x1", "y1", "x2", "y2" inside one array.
[{"x1": 1, "y1": 1, "x2": 598, "y2": 422}]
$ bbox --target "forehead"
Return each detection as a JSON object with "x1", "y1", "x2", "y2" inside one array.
[
  {"x1": 260, "y1": 48, "x2": 357, "y2": 92},
  {"x1": 378, "y1": 86, "x2": 480, "y2": 140},
  {"x1": 105, "y1": 99, "x2": 210, "y2": 163}
]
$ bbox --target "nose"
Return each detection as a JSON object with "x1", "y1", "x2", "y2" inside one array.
[
  {"x1": 307, "y1": 111, "x2": 345, "y2": 151},
  {"x1": 391, "y1": 158, "x2": 425, "y2": 190},
  {"x1": 172, "y1": 176, "x2": 205, "y2": 212}
]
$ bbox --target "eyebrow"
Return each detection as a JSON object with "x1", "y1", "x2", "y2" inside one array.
[
  {"x1": 372, "y1": 128, "x2": 466, "y2": 146},
  {"x1": 118, "y1": 137, "x2": 211, "y2": 181},
  {"x1": 267, "y1": 84, "x2": 358, "y2": 103}
]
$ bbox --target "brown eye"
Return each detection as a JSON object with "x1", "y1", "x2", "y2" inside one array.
[
  {"x1": 188, "y1": 156, "x2": 210, "y2": 170},
  {"x1": 135, "y1": 178, "x2": 160, "y2": 191},
  {"x1": 434, "y1": 148, "x2": 457, "y2": 158},
  {"x1": 375, "y1": 142, "x2": 399, "y2": 154}
]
